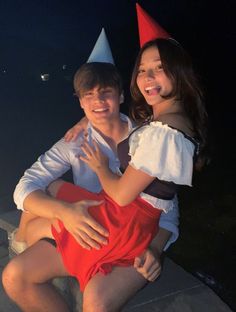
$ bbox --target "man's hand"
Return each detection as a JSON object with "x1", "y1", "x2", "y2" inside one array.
[
  {"x1": 59, "y1": 200, "x2": 109, "y2": 250},
  {"x1": 64, "y1": 116, "x2": 88, "y2": 142},
  {"x1": 134, "y1": 248, "x2": 162, "y2": 282}
]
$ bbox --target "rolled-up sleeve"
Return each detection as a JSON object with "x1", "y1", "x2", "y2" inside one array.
[
  {"x1": 159, "y1": 195, "x2": 179, "y2": 251},
  {"x1": 14, "y1": 138, "x2": 72, "y2": 210}
]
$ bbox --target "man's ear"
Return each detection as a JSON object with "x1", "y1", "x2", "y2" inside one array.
[
  {"x1": 119, "y1": 92, "x2": 124, "y2": 104},
  {"x1": 79, "y1": 99, "x2": 84, "y2": 110}
]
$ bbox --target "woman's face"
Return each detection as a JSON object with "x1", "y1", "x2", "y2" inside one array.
[{"x1": 136, "y1": 45, "x2": 173, "y2": 107}]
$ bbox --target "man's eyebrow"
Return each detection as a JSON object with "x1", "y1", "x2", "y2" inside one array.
[{"x1": 99, "y1": 86, "x2": 113, "y2": 90}]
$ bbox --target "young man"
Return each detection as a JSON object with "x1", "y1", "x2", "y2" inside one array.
[
  {"x1": 3, "y1": 30, "x2": 179, "y2": 311},
  {"x1": 11, "y1": 28, "x2": 178, "y2": 255}
]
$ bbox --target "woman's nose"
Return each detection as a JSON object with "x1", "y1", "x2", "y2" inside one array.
[{"x1": 145, "y1": 69, "x2": 155, "y2": 81}]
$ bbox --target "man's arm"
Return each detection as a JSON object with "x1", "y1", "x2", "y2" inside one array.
[
  {"x1": 14, "y1": 138, "x2": 109, "y2": 249},
  {"x1": 133, "y1": 228, "x2": 171, "y2": 281},
  {"x1": 23, "y1": 189, "x2": 108, "y2": 250},
  {"x1": 150, "y1": 227, "x2": 172, "y2": 255},
  {"x1": 134, "y1": 197, "x2": 179, "y2": 281},
  {"x1": 14, "y1": 138, "x2": 71, "y2": 210},
  {"x1": 158, "y1": 195, "x2": 179, "y2": 250}
]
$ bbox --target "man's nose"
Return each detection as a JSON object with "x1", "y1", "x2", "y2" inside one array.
[{"x1": 94, "y1": 93, "x2": 105, "y2": 102}]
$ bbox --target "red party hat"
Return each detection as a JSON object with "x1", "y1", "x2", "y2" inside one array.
[{"x1": 136, "y1": 3, "x2": 170, "y2": 47}]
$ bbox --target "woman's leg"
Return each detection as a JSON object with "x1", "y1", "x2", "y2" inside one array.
[
  {"x1": 83, "y1": 265, "x2": 148, "y2": 312},
  {"x1": 9, "y1": 211, "x2": 38, "y2": 254},
  {"x1": 2, "y1": 240, "x2": 70, "y2": 312},
  {"x1": 15, "y1": 211, "x2": 38, "y2": 242},
  {"x1": 10, "y1": 179, "x2": 65, "y2": 253},
  {"x1": 25, "y1": 217, "x2": 54, "y2": 247}
]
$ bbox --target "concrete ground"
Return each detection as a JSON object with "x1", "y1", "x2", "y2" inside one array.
[{"x1": 0, "y1": 211, "x2": 233, "y2": 312}]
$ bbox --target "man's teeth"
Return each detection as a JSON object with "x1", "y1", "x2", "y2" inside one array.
[{"x1": 93, "y1": 108, "x2": 108, "y2": 112}]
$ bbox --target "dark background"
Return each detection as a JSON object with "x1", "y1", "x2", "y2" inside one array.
[{"x1": 0, "y1": 0, "x2": 235, "y2": 309}]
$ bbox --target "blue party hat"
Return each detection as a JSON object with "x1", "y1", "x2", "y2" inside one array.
[{"x1": 87, "y1": 28, "x2": 114, "y2": 64}]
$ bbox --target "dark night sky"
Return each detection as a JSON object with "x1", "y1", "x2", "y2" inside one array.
[
  {"x1": 0, "y1": 0, "x2": 235, "y2": 209},
  {"x1": 0, "y1": 0, "x2": 235, "y2": 115},
  {"x1": 0, "y1": 1, "x2": 236, "y2": 307}
]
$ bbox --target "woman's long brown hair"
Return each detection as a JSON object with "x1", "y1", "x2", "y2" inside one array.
[{"x1": 130, "y1": 38, "x2": 208, "y2": 153}]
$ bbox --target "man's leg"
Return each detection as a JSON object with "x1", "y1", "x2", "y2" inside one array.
[
  {"x1": 2, "y1": 240, "x2": 70, "y2": 312},
  {"x1": 83, "y1": 265, "x2": 148, "y2": 312}
]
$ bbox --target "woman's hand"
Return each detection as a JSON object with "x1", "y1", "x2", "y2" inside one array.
[
  {"x1": 134, "y1": 248, "x2": 162, "y2": 281},
  {"x1": 64, "y1": 116, "x2": 88, "y2": 142},
  {"x1": 80, "y1": 140, "x2": 109, "y2": 173}
]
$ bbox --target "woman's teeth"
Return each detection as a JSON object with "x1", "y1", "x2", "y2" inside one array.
[{"x1": 145, "y1": 86, "x2": 161, "y2": 95}]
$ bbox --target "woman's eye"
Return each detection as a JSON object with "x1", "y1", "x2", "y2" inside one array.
[
  {"x1": 137, "y1": 68, "x2": 145, "y2": 74},
  {"x1": 156, "y1": 64, "x2": 163, "y2": 71}
]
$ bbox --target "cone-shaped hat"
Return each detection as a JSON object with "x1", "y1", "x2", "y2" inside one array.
[
  {"x1": 87, "y1": 28, "x2": 115, "y2": 64},
  {"x1": 136, "y1": 3, "x2": 170, "y2": 47}
]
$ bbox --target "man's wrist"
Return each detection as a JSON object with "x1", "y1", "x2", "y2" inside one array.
[
  {"x1": 54, "y1": 201, "x2": 71, "y2": 220},
  {"x1": 149, "y1": 244, "x2": 162, "y2": 258}
]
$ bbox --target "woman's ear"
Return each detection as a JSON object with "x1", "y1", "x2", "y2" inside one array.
[{"x1": 119, "y1": 92, "x2": 124, "y2": 104}]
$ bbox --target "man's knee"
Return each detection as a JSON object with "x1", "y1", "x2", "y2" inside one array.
[
  {"x1": 83, "y1": 289, "x2": 112, "y2": 312},
  {"x1": 2, "y1": 259, "x2": 25, "y2": 297}
]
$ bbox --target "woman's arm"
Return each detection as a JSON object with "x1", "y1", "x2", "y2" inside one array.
[{"x1": 80, "y1": 140, "x2": 155, "y2": 206}]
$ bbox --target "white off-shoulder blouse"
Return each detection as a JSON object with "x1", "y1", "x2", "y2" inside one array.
[{"x1": 128, "y1": 121, "x2": 198, "y2": 212}]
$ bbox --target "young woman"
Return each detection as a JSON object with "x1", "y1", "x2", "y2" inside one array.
[{"x1": 51, "y1": 38, "x2": 207, "y2": 291}]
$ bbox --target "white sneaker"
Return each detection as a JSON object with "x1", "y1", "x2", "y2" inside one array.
[{"x1": 8, "y1": 228, "x2": 27, "y2": 255}]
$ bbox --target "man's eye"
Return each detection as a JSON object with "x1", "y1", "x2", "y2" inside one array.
[{"x1": 101, "y1": 88, "x2": 112, "y2": 92}]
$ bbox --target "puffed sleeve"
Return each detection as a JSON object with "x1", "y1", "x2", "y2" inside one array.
[{"x1": 128, "y1": 122, "x2": 195, "y2": 186}]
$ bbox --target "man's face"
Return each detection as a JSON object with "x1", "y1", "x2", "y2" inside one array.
[{"x1": 78, "y1": 86, "x2": 121, "y2": 126}]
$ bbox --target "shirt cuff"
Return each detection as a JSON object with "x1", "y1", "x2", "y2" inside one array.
[{"x1": 159, "y1": 220, "x2": 179, "y2": 251}]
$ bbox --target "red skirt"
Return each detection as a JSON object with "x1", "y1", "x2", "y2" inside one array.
[{"x1": 52, "y1": 182, "x2": 161, "y2": 291}]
